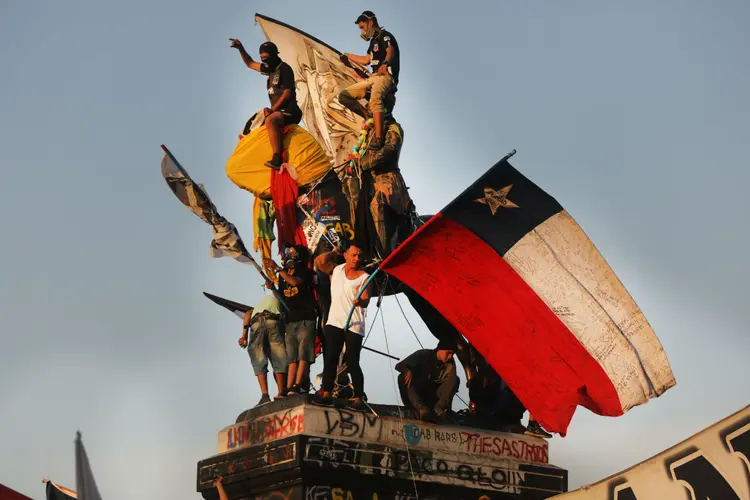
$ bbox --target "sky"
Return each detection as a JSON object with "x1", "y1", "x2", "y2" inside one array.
[{"x1": 1, "y1": 0, "x2": 749, "y2": 498}]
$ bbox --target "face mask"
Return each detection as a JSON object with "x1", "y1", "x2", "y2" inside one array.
[
  {"x1": 360, "y1": 26, "x2": 376, "y2": 41},
  {"x1": 261, "y1": 55, "x2": 281, "y2": 71}
]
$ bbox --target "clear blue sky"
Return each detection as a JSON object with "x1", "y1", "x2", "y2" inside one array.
[{"x1": 1, "y1": 1, "x2": 748, "y2": 498}]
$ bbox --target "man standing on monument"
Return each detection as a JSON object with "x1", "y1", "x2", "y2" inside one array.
[
  {"x1": 268, "y1": 245, "x2": 318, "y2": 396},
  {"x1": 229, "y1": 38, "x2": 303, "y2": 169},
  {"x1": 239, "y1": 292, "x2": 288, "y2": 406},
  {"x1": 395, "y1": 341, "x2": 460, "y2": 422},
  {"x1": 339, "y1": 10, "x2": 400, "y2": 151},
  {"x1": 314, "y1": 244, "x2": 371, "y2": 406}
]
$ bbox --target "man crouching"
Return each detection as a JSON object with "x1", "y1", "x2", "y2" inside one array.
[{"x1": 396, "y1": 340, "x2": 459, "y2": 422}]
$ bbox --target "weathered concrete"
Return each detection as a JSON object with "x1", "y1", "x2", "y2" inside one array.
[{"x1": 198, "y1": 395, "x2": 567, "y2": 500}]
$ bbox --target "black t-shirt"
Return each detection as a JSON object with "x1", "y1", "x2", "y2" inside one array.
[
  {"x1": 368, "y1": 29, "x2": 400, "y2": 84},
  {"x1": 261, "y1": 61, "x2": 302, "y2": 114},
  {"x1": 279, "y1": 262, "x2": 317, "y2": 322}
]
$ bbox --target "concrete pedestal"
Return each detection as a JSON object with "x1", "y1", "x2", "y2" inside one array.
[{"x1": 197, "y1": 396, "x2": 567, "y2": 500}]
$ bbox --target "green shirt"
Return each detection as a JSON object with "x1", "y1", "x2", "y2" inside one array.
[{"x1": 250, "y1": 294, "x2": 280, "y2": 320}]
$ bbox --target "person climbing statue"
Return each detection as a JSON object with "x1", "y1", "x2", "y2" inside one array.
[
  {"x1": 339, "y1": 10, "x2": 400, "y2": 151},
  {"x1": 314, "y1": 243, "x2": 371, "y2": 407},
  {"x1": 395, "y1": 340, "x2": 459, "y2": 423},
  {"x1": 239, "y1": 293, "x2": 288, "y2": 406},
  {"x1": 267, "y1": 244, "x2": 318, "y2": 396},
  {"x1": 229, "y1": 38, "x2": 303, "y2": 169},
  {"x1": 356, "y1": 112, "x2": 414, "y2": 256}
]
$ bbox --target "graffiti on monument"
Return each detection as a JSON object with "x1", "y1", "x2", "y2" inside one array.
[
  {"x1": 199, "y1": 442, "x2": 297, "y2": 485},
  {"x1": 303, "y1": 437, "x2": 565, "y2": 495},
  {"x1": 322, "y1": 408, "x2": 383, "y2": 440},
  {"x1": 223, "y1": 407, "x2": 305, "y2": 451},
  {"x1": 304, "y1": 485, "x2": 429, "y2": 500},
  {"x1": 389, "y1": 423, "x2": 548, "y2": 464}
]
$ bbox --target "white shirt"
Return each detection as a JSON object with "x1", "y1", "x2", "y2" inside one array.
[{"x1": 326, "y1": 264, "x2": 369, "y2": 335}]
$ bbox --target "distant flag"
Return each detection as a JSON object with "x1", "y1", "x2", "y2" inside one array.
[
  {"x1": 203, "y1": 292, "x2": 254, "y2": 319},
  {"x1": 43, "y1": 480, "x2": 76, "y2": 500},
  {"x1": 75, "y1": 432, "x2": 102, "y2": 500},
  {"x1": 379, "y1": 155, "x2": 676, "y2": 436},
  {"x1": 0, "y1": 482, "x2": 32, "y2": 500}
]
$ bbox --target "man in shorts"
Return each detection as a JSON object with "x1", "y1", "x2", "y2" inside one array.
[
  {"x1": 239, "y1": 293, "x2": 288, "y2": 406},
  {"x1": 269, "y1": 245, "x2": 318, "y2": 396},
  {"x1": 230, "y1": 38, "x2": 303, "y2": 169}
]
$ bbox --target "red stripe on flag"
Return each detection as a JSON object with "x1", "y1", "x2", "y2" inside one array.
[{"x1": 380, "y1": 214, "x2": 623, "y2": 435}]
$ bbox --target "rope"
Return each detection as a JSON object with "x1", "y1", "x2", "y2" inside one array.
[{"x1": 380, "y1": 306, "x2": 420, "y2": 499}]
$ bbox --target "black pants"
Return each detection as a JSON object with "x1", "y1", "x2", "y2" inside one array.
[
  {"x1": 398, "y1": 369, "x2": 459, "y2": 414},
  {"x1": 322, "y1": 325, "x2": 364, "y2": 397}
]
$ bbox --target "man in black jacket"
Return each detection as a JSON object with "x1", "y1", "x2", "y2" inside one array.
[{"x1": 395, "y1": 340, "x2": 459, "y2": 422}]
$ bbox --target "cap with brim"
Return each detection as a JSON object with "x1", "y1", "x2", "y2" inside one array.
[{"x1": 355, "y1": 10, "x2": 376, "y2": 24}]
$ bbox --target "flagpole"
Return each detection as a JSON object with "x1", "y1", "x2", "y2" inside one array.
[{"x1": 160, "y1": 144, "x2": 289, "y2": 311}]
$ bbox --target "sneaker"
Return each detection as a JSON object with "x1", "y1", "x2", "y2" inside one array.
[
  {"x1": 525, "y1": 421, "x2": 553, "y2": 439},
  {"x1": 286, "y1": 385, "x2": 301, "y2": 396},
  {"x1": 255, "y1": 394, "x2": 271, "y2": 407},
  {"x1": 274, "y1": 392, "x2": 287, "y2": 401},
  {"x1": 367, "y1": 137, "x2": 384, "y2": 150},
  {"x1": 264, "y1": 154, "x2": 283, "y2": 170}
]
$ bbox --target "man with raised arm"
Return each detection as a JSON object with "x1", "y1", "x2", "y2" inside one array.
[
  {"x1": 339, "y1": 10, "x2": 400, "y2": 151},
  {"x1": 229, "y1": 38, "x2": 303, "y2": 169},
  {"x1": 314, "y1": 244, "x2": 371, "y2": 407},
  {"x1": 395, "y1": 340, "x2": 460, "y2": 423}
]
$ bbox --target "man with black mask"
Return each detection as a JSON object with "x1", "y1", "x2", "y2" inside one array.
[
  {"x1": 268, "y1": 244, "x2": 318, "y2": 395},
  {"x1": 229, "y1": 38, "x2": 303, "y2": 169},
  {"x1": 339, "y1": 11, "x2": 400, "y2": 151}
]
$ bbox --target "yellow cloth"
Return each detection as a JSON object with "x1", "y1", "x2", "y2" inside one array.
[{"x1": 226, "y1": 124, "x2": 331, "y2": 199}]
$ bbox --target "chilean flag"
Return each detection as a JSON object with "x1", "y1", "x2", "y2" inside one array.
[{"x1": 380, "y1": 156, "x2": 676, "y2": 436}]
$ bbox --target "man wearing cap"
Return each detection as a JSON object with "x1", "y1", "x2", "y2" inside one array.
[
  {"x1": 339, "y1": 10, "x2": 400, "y2": 151},
  {"x1": 395, "y1": 341, "x2": 460, "y2": 422},
  {"x1": 267, "y1": 244, "x2": 318, "y2": 396},
  {"x1": 229, "y1": 38, "x2": 303, "y2": 169}
]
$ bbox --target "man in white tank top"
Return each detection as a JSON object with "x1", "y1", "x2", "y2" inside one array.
[{"x1": 314, "y1": 243, "x2": 372, "y2": 405}]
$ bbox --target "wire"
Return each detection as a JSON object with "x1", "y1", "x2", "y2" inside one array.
[
  {"x1": 380, "y1": 306, "x2": 420, "y2": 499},
  {"x1": 392, "y1": 291, "x2": 424, "y2": 349}
]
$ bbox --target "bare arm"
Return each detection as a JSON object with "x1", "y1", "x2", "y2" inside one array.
[
  {"x1": 343, "y1": 52, "x2": 371, "y2": 65},
  {"x1": 278, "y1": 268, "x2": 303, "y2": 286},
  {"x1": 230, "y1": 39, "x2": 262, "y2": 72},
  {"x1": 314, "y1": 251, "x2": 340, "y2": 276},
  {"x1": 352, "y1": 279, "x2": 371, "y2": 308},
  {"x1": 214, "y1": 477, "x2": 229, "y2": 500}
]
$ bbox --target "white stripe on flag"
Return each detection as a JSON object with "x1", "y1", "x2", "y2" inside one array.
[{"x1": 503, "y1": 211, "x2": 676, "y2": 412}]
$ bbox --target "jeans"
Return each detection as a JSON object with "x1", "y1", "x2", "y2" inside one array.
[
  {"x1": 321, "y1": 325, "x2": 364, "y2": 397},
  {"x1": 285, "y1": 319, "x2": 316, "y2": 363},
  {"x1": 248, "y1": 318, "x2": 287, "y2": 376}
]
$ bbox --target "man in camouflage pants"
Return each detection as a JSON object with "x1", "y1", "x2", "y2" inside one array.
[{"x1": 357, "y1": 114, "x2": 414, "y2": 255}]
